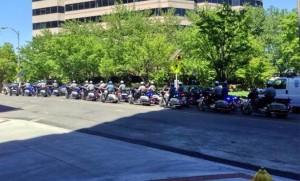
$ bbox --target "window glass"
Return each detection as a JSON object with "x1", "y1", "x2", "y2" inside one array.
[
  {"x1": 79, "y1": 3, "x2": 84, "y2": 10},
  {"x1": 103, "y1": 0, "x2": 108, "y2": 6},
  {"x1": 73, "y1": 3, "x2": 79, "y2": 10},
  {"x1": 232, "y1": 0, "x2": 240, "y2": 6},
  {"x1": 52, "y1": 21, "x2": 58, "y2": 27},
  {"x1": 84, "y1": 2, "x2": 90, "y2": 9},
  {"x1": 40, "y1": 8, "x2": 46, "y2": 15},
  {"x1": 58, "y1": 21, "x2": 64, "y2": 27},
  {"x1": 90, "y1": 1, "x2": 96, "y2": 8},
  {"x1": 58, "y1": 6, "x2": 65, "y2": 13},
  {"x1": 96, "y1": 0, "x2": 102, "y2": 7},
  {"x1": 51, "y1": 6, "x2": 58, "y2": 13},
  {"x1": 108, "y1": 0, "x2": 115, "y2": 5},
  {"x1": 46, "y1": 22, "x2": 51, "y2": 28},
  {"x1": 66, "y1": 5, "x2": 72, "y2": 11},
  {"x1": 273, "y1": 79, "x2": 287, "y2": 89},
  {"x1": 46, "y1": 7, "x2": 51, "y2": 14},
  {"x1": 41, "y1": 22, "x2": 46, "y2": 29},
  {"x1": 36, "y1": 9, "x2": 40, "y2": 15}
]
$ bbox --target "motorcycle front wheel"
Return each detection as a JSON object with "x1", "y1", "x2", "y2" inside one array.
[
  {"x1": 197, "y1": 101, "x2": 205, "y2": 111},
  {"x1": 159, "y1": 99, "x2": 166, "y2": 107},
  {"x1": 241, "y1": 105, "x2": 252, "y2": 115}
]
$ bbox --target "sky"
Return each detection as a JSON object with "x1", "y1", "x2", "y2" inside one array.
[{"x1": 0, "y1": 0, "x2": 298, "y2": 51}]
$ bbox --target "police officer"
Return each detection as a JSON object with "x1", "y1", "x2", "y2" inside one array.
[
  {"x1": 214, "y1": 81, "x2": 223, "y2": 100},
  {"x1": 177, "y1": 82, "x2": 184, "y2": 93},
  {"x1": 148, "y1": 82, "x2": 156, "y2": 92},
  {"x1": 117, "y1": 80, "x2": 126, "y2": 100},
  {"x1": 82, "y1": 80, "x2": 89, "y2": 99},
  {"x1": 88, "y1": 81, "x2": 95, "y2": 91},
  {"x1": 260, "y1": 81, "x2": 276, "y2": 105},
  {"x1": 70, "y1": 80, "x2": 77, "y2": 89},
  {"x1": 136, "y1": 82, "x2": 146, "y2": 99},
  {"x1": 222, "y1": 80, "x2": 229, "y2": 99},
  {"x1": 167, "y1": 83, "x2": 176, "y2": 106},
  {"x1": 104, "y1": 81, "x2": 115, "y2": 101}
]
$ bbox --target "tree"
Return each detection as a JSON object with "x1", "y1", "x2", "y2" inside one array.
[
  {"x1": 194, "y1": 4, "x2": 253, "y2": 82},
  {"x1": 0, "y1": 43, "x2": 17, "y2": 90},
  {"x1": 100, "y1": 5, "x2": 180, "y2": 84}
]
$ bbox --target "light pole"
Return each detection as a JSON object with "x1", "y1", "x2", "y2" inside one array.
[{"x1": 1, "y1": 27, "x2": 20, "y2": 87}]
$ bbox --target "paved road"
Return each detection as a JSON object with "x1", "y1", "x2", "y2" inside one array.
[{"x1": 0, "y1": 95, "x2": 299, "y2": 179}]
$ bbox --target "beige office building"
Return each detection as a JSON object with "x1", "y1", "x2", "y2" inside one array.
[{"x1": 32, "y1": 0, "x2": 262, "y2": 36}]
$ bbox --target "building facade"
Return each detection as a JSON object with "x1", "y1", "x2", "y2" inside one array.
[{"x1": 32, "y1": 0, "x2": 263, "y2": 36}]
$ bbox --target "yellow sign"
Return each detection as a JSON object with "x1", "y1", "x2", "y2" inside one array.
[{"x1": 171, "y1": 62, "x2": 181, "y2": 74}]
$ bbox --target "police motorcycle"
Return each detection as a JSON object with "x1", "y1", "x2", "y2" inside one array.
[
  {"x1": 37, "y1": 88, "x2": 51, "y2": 97},
  {"x1": 240, "y1": 88, "x2": 289, "y2": 118},
  {"x1": 151, "y1": 91, "x2": 161, "y2": 104},
  {"x1": 100, "y1": 89, "x2": 119, "y2": 103},
  {"x1": 118, "y1": 89, "x2": 129, "y2": 102},
  {"x1": 128, "y1": 88, "x2": 154, "y2": 106},
  {"x1": 65, "y1": 86, "x2": 82, "y2": 99},
  {"x1": 22, "y1": 85, "x2": 36, "y2": 96},
  {"x1": 9, "y1": 83, "x2": 21, "y2": 96},
  {"x1": 159, "y1": 91, "x2": 188, "y2": 109},
  {"x1": 197, "y1": 88, "x2": 237, "y2": 112},
  {"x1": 52, "y1": 87, "x2": 60, "y2": 96},
  {"x1": 85, "y1": 89, "x2": 99, "y2": 101}
]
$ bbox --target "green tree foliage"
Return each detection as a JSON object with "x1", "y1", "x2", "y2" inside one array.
[
  {"x1": 20, "y1": 31, "x2": 58, "y2": 81},
  {"x1": 100, "y1": 6, "x2": 180, "y2": 84},
  {"x1": 194, "y1": 4, "x2": 252, "y2": 81},
  {"x1": 15, "y1": 3, "x2": 299, "y2": 88},
  {"x1": 275, "y1": 9, "x2": 300, "y2": 73},
  {"x1": 0, "y1": 43, "x2": 17, "y2": 89}
]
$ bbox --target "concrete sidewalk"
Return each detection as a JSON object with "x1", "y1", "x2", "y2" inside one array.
[{"x1": 0, "y1": 119, "x2": 296, "y2": 181}]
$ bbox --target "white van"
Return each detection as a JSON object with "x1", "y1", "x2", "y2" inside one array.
[{"x1": 272, "y1": 76, "x2": 300, "y2": 109}]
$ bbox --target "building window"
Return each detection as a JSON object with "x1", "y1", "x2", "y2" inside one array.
[
  {"x1": 85, "y1": 2, "x2": 91, "y2": 9},
  {"x1": 79, "y1": 3, "x2": 85, "y2": 10},
  {"x1": 58, "y1": 6, "x2": 65, "y2": 13},
  {"x1": 33, "y1": 6, "x2": 64, "y2": 16},
  {"x1": 33, "y1": 21, "x2": 64, "y2": 30},
  {"x1": 51, "y1": 6, "x2": 58, "y2": 13},
  {"x1": 91, "y1": 1, "x2": 96, "y2": 8}
]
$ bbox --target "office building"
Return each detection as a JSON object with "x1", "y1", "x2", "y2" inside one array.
[{"x1": 32, "y1": 0, "x2": 263, "y2": 36}]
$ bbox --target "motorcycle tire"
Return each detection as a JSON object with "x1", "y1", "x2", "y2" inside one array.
[
  {"x1": 197, "y1": 102, "x2": 205, "y2": 111},
  {"x1": 128, "y1": 97, "x2": 134, "y2": 104},
  {"x1": 159, "y1": 99, "x2": 166, "y2": 107},
  {"x1": 241, "y1": 105, "x2": 252, "y2": 115}
]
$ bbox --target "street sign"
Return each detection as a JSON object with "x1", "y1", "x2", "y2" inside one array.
[{"x1": 170, "y1": 62, "x2": 181, "y2": 74}]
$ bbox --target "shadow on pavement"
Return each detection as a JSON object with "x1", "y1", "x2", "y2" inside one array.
[
  {"x1": 0, "y1": 107, "x2": 300, "y2": 180},
  {"x1": 0, "y1": 104, "x2": 22, "y2": 113}
]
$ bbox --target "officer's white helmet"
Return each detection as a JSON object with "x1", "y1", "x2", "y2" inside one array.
[
  {"x1": 89, "y1": 81, "x2": 93, "y2": 84},
  {"x1": 72, "y1": 80, "x2": 76, "y2": 83},
  {"x1": 140, "y1": 82, "x2": 145, "y2": 85},
  {"x1": 120, "y1": 80, "x2": 124, "y2": 84}
]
